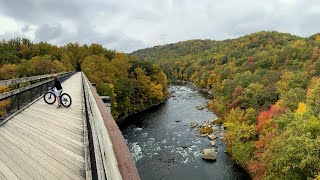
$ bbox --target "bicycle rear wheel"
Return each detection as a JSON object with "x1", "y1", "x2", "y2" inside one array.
[
  {"x1": 44, "y1": 92, "x2": 56, "y2": 104},
  {"x1": 61, "y1": 93, "x2": 72, "y2": 107}
]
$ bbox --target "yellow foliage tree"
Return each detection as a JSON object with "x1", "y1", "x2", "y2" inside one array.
[
  {"x1": 306, "y1": 77, "x2": 320, "y2": 115},
  {"x1": 0, "y1": 64, "x2": 18, "y2": 80},
  {"x1": 276, "y1": 71, "x2": 293, "y2": 95},
  {"x1": 110, "y1": 53, "x2": 131, "y2": 80},
  {"x1": 52, "y1": 60, "x2": 67, "y2": 72},
  {"x1": 81, "y1": 55, "x2": 109, "y2": 85},
  {"x1": 60, "y1": 53, "x2": 74, "y2": 71},
  {"x1": 149, "y1": 83, "x2": 164, "y2": 101},
  {"x1": 295, "y1": 102, "x2": 307, "y2": 115},
  {"x1": 292, "y1": 40, "x2": 306, "y2": 48}
]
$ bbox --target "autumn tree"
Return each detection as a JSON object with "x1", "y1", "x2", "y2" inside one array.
[
  {"x1": 306, "y1": 77, "x2": 320, "y2": 115},
  {"x1": 0, "y1": 64, "x2": 18, "y2": 80}
]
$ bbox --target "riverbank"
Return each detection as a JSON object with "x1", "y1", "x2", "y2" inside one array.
[
  {"x1": 117, "y1": 96, "x2": 170, "y2": 126},
  {"x1": 118, "y1": 99, "x2": 167, "y2": 127}
]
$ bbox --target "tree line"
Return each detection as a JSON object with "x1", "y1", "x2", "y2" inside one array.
[
  {"x1": 133, "y1": 31, "x2": 320, "y2": 180},
  {"x1": 0, "y1": 38, "x2": 168, "y2": 121}
]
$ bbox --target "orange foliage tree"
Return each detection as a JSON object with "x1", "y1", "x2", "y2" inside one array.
[{"x1": 249, "y1": 104, "x2": 285, "y2": 178}]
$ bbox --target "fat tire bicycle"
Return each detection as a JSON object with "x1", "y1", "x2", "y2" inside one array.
[{"x1": 43, "y1": 88, "x2": 72, "y2": 108}]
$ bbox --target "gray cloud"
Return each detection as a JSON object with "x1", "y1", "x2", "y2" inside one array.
[
  {"x1": 21, "y1": 25, "x2": 30, "y2": 33},
  {"x1": 35, "y1": 24, "x2": 63, "y2": 42},
  {"x1": 0, "y1": 0, "x2": 320, "y2": 52}
]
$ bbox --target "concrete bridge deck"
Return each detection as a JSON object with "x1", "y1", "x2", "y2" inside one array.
[{"x1": 0, "y1": 72, "x2": 86, "y2": 180}]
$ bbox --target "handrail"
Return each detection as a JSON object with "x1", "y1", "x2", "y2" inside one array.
[
  {"x1": 82, "y1": 72, "x2": 140, "y2": 180},
  {"x1": 0, "y1": 71, "x2": 68, "y2": 86}
]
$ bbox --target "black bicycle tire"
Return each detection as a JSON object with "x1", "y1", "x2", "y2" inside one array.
[
  {"x1": 44, "y1": 92, "x2": 56, "y2": 104},
  {"x1": 61, "y1": 93, "x2": 72, "y2": 108}
]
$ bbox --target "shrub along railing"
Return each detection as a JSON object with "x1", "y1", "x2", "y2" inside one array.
[
  {"x1": 82, "y1": 72, "x2": 140, "y2": 180},
  {"x1": 0, "y1": 71, "x2": 75, "y2": 122}
]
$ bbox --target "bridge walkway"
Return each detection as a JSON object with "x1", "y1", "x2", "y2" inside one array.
[{"x1": 0, "y1": 72, "x2": 86, "y2": 180}]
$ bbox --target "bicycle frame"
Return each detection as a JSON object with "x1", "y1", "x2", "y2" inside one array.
[{"x1": 49, "y1": 88, "x2": 62, "y2": 97}]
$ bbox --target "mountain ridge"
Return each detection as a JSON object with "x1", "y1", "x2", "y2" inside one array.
[{"x1": 131, "y1": 31, "x2": 318, "y2": 61}]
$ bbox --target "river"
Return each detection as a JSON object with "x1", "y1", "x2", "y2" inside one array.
[{"x1": 120, "y1": 85, "x2": 251, "y2": 180}]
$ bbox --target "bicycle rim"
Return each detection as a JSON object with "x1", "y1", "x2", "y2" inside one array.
[
  {"x1": 44, "y1": 92, "x2": 56, "y2": 104},
  {"x1": 61, "y1": 93, "x2": 72, "y2": 107}
]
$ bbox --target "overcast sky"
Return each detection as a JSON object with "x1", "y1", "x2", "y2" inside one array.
[{"x1": 0, "y1": 0, "x2": 319, "y2": 52}]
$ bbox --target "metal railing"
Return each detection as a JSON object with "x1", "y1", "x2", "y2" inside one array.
[
  {"x1": 82, "y1": 72, "x2": 140, "y2": 180},
  {"x1": 0, "y1": 71, "x2": 68, "y2": 86},
  {"x1": 0, "y1": 71, "x2": 75, "y2": 121}
]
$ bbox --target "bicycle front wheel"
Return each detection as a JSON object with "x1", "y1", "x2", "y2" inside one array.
[
  {"x1": 44, "y1": 92, "x2": 56, "y2": 104},
  {"x1": 61, "y1": 93, "x2": 72, "y2": 107}
]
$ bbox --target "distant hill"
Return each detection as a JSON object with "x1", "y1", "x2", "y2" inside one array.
[
  {"x1": 132, "y1": 31, "x2": 320, "y2": 81},
  {"x1": 132, "y1": 31, "x2": 305, "y2": 62},
  {"x1": 132, "y1": 39, "x2": 215, "y2": 61},
  {"x1": 131, "y1": 31, "x2": 319, "y2": 61}
]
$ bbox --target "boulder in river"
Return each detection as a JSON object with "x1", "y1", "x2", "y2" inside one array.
[
  {"x1": 219, "y1": 132, "x2": 224, "y2": 139},
  {"x1": 212, "y1": 126, "x2": 220, "y2": 133},
  {"x1": 196, "y1": 105, "x2": 206, "y2": 110},
  {"x1": 210, "y1": 140, "x2": 216, "y2": 146},
  {"x1": 208, "y1": 134, "x2": 217, "y2": 140},
  {"x1": 199, "y1": 126, "x2": 213, "y2": 134},
  {"x1": 190, "y1": 122, "x2": 199, "y2": 128},
  {"x1": 202, "y1": 122, "x2": 210, "y2": 127},
  {"x1": 200, "y1": 133, "x2": 209, "y2": 137},
  {"x1": 202, "y1": 148, "x2": 217, "y2": 161},
  {"x1": 211, "y1": 117, "x2": 222, "y2": 124}
]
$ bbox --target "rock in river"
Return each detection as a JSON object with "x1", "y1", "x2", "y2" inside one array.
[
  {"x1": 196, "y1": 105, "x2": 206, "y2": 110},
  {"x1": 190, "y1": 122, "x2": 199, "y2": 128},
  {"x1": 199, "y1": 126, "x2": 212, "y2": 134},
  {"x1": 202, "y1": 148, "x2": 217, "y2": 160},
  {"x1": 210, "y1": 140, "x2": 216, "y2": 146},
  {"x1": 200, "y1": 133, "x2": 208, "y2": 137},
  {"x1": 208, "y1": 134, "x2": 217, "y2": 140}
]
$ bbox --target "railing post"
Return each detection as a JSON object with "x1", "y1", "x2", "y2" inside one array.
[
  {"x1": 41, "y1": 83, "x2": 43, "y2": 95},
  {"x1": 17, "y1": 83, "x2": 20, "y2": 110},
  {"x1": 91, "y1": 83, "x2": 97, "y2": 90},
  {"x1": 17, "y1": 93, "x2": 20, "y2": 110},
  {"x1": 100, "y1": 96, "x2": 111, "y2": 112}
]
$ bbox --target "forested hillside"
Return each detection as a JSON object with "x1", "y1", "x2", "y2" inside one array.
[
  {"x1": 133, "y1": 31, "x2": 320, "y2": 180},
  {"x1": 0, "y1": 38, "x2": 168, "y2": 121}
]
